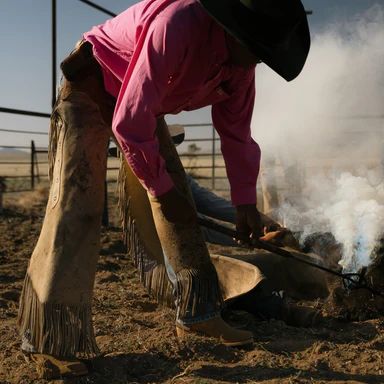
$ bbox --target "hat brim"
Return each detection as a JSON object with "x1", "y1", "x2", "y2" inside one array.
[{"x1": 199, "y1": 0, "x2": 310, "y2": 81}]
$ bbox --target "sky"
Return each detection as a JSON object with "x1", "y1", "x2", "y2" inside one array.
[{"x1": 0, "y1": 0, "x2": 383, "y2": 149}]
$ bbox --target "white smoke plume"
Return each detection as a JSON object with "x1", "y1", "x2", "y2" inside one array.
[
  {"x1": 279, "y1": 172, "x2": 384, "y2": 273},
  {"x1": 252, "y1": 5, "x2": 384, "y2": 272}
]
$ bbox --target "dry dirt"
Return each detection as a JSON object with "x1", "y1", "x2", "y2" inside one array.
[{"x1": 1, "y1": 188, "x2": 384, "y2": 384}]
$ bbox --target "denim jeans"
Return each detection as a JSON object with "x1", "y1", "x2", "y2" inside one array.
[
  {"x1": 163, "y1": 250, "x2": 220, "y2": 325},
  {"x1": 187, "y1": 175, "x2": 237, "y2": 246}
]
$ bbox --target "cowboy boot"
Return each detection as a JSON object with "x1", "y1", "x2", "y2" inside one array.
[{"x1": 176, "y1": 316, "x2": 253, "y2": 346}]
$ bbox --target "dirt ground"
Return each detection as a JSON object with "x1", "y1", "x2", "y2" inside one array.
[{"x1": 1, "y1": 188, "x2": 384, "y2": 384}]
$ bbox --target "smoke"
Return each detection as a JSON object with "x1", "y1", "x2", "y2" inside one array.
[
  {"x1": 279, "y1": 172, "x2": 384, "y2": 273},
  {"x1": 252, "y1": 5, "x2": 384, "y2": 272}
]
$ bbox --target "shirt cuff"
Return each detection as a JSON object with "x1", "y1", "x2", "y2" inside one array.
[
  {"x1": 145, "y1": 171, "x2": 174, "y2": 197},
  {"x1": 230, "y1": 185, "x2": 257, "y2": 206}
]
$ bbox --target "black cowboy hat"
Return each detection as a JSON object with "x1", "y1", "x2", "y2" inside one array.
[{"x1": 199, "y1": 0, "x2": 310, "y2": 81}]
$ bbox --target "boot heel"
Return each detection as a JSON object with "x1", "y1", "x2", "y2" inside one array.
[{"x1": 175, "y1": 318, "x2": 253, "y2": 347}]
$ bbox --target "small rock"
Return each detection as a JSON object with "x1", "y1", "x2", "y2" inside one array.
[{"x1": 96, "y1": 335, "x2": 112, "y2": 345}]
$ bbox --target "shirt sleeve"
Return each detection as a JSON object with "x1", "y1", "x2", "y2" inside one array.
[
  {"x1": 211, "y1": 69, "x2": 261, "y2": 206},
  {"x1": 112, "y1": 15, "x2": 187, "y2": 197}
]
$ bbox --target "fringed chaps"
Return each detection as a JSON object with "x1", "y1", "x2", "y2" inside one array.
[
  {"x1": 118, "y1": 118, "x2": 223, "y2": 319},
  {"x1": 18, "y1": 78, "x2": 111, "y2": 358}
]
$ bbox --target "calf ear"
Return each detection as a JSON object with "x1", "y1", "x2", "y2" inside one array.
[{"x1": 210, "y1": 254, "x2": 265, "y2": 302}]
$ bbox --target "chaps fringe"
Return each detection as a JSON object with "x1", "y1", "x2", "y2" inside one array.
[
  {"x1": 176, "y1": 266, "x2": 224, "y2": 318},
  {"x1": 117, "y1": 159, "x2": 174, "y2": 307},
  {"x1": 18, "y1": 274, "x2": 99, "y2": 358},
  {"x1": 18, "y1": 94, "x2": 100, "y2": 358},
  {"x1": 117, "y1": 156, "x2": 224, "y2": 315}
]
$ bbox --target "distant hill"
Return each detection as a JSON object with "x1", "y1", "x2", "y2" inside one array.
[
  {"x1": 0, "y1": 148, "x2": 29, "y2": 158},
  {"x1": 0, "y1": 148, "x2": 26, "y2": 153}
]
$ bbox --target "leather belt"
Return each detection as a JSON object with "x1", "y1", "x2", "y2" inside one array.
[{"x1": 60, "y1": 40, "x2": 103, "y2": 83}]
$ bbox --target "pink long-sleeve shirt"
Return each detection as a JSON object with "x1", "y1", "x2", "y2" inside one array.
[{"x1": 84, "y1": 0, "x2": 260, "y2": 206}]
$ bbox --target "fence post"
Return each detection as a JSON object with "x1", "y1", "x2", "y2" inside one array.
[
  {"x1": 211, "y1": 126, "x2": 216, "y2": 190},
  {"x1": 102, "y1": 180, "x2": 109, "y2": 227},
  {"x1": 34, "y1": 146, "x2": 40, "y2": 183},
  {"x1": 31, "y1": 140, "x2": 35, "y2": 190}
]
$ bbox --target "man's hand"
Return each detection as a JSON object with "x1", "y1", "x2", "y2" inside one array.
[
  {"x1": 235, "y1": 205, "x2": 300, "y2": 249},
  {"x1": 235, "y1": 204, "x2": 263, "y2": 245},
  {"x1": 155, "y1": 187, "x2": 196, "y2": 224}
]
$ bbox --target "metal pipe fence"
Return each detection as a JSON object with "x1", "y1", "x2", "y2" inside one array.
[{"x1": 0, "y1": 124, "x2": 227, "y2": 193}]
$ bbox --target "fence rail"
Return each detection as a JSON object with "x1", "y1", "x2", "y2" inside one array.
[
  {"x1": 1, "y1": 130, "x2": 227, "y2": 226},
  {"x1": 1, "y1": 124, "x2": 228, "y2": 192},
  {"x1": 0, "y1": 107, "x2": 51, "y2": 119}
]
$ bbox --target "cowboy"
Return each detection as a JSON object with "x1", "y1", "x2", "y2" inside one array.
[{"x1": 18, "y1": 0, "x2": 310, "y2": 378}]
